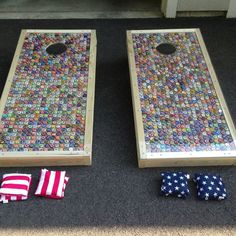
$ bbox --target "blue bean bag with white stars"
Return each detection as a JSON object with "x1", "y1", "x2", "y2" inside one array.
[
  {"x1": 160, "y1": 171, "x2": 190, "y2": 198},
  {"x1": 193, "y1": 173, "x2": 227, "y2": 200}
]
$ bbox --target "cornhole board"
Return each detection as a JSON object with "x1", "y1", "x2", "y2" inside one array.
[
  {"x1": 0, "y1": 29, "x2": 97, "y2": 167},
  {"x1": 127, "y1": 28, "x2": 236, "y2": 168}
]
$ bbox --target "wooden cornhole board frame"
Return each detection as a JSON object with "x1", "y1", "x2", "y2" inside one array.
[
  {"x1": 0, "y1": 29, "x2": 97, "y2": 167},
  {"x1": 127, "y1": 28, "x2": 236, "y2": 168}
]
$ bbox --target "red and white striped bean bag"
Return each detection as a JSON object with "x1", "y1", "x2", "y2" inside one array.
[
  {"x1": 35, "y1": 169, "x2": 69, "y2": 199},
  {"x1": 0, "y1": 173, "x2": 32, "y2": 203}
]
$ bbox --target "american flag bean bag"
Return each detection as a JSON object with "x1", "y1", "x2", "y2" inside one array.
[
  {"x1": 194, "y1": 173, "x2": 227, "y2": 200},
  {"x1": 0, "y1": 173, "x2": 32, "y2": 203},
  {"x1": 35, "y1": 169, "x2": 69, "y2": 199},
  {"x1": 160, "y1": 171, "x2": 190, "y2": 198}
]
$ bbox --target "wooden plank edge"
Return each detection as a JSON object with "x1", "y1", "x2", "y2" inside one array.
[
  {"x1": 126, "y1": 31, "x2": 147, "y2": 167},
  {"x1": 0, "y1": 155, "x2": 91, "y2": 167},
  {"x1": 139, "y1": 157, "x2": 236, "y2": 168},
  {"x1": 84, "y1": 30, "x2": 97, "y2": 156}
]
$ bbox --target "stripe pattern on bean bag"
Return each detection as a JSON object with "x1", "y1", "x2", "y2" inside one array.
[
  {"x1": 0, "y1": 173, "x2": 32, "y2": 203},
  {"x1": 35, "y1": 169, "x2": 69, "y2": 199}
]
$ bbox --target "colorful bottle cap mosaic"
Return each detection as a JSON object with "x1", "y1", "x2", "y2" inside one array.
[
  {"x1": 127, "y1": 29, "x2": 236, "y2": 167},
  {"x1": 0, "y1": 30, "x2": 96, "y2": 166}
]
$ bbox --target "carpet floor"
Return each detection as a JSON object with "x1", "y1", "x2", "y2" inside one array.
[{"x1": 0, "y1": 18, "x2": 236, "y2": 235}]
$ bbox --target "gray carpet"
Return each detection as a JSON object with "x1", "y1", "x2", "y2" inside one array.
[{"x1": 0, "y1": 18, "x2": 236, "y2": 229}]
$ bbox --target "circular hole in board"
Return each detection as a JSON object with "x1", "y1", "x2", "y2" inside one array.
[
  {"x1": 156, "y1": 43, "x2": 176, "y2": 55},
  {"x1": 46, "y1": 42, "x2": 67, "y2": 55}
]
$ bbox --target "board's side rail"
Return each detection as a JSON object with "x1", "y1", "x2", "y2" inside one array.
[
  {"x1": 127, "y1": 31, "x2": 147, "y2": 164},
  {"x1": 83, "y1": 30, "x2": 97, "y2": 161}
]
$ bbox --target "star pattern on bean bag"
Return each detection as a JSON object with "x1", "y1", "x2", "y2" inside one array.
[
  {"x1": 194, "y1": 173, "x2": 227, "y2": 200},
  {"x1": 160, "y1": 171, "x2": 190, "y2": 198}
]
